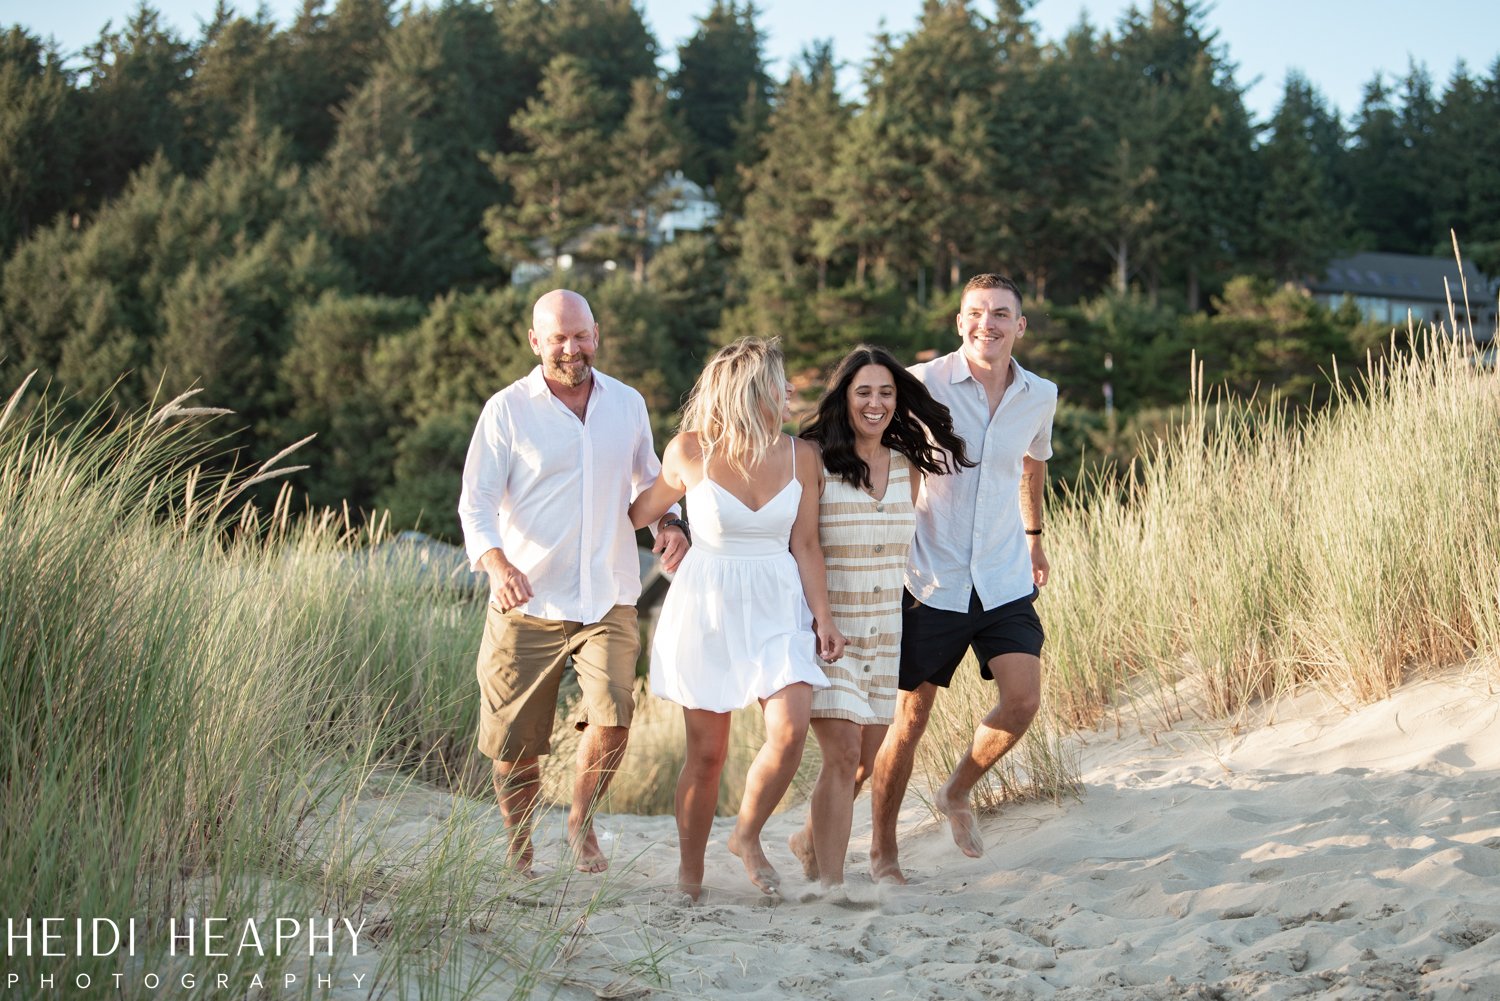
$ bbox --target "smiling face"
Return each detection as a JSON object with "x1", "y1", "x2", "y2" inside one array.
[
  {"x1": 528, "y1": 292, "x2": 598, "y2": 388},
  {"x1": 845, "y1": 363, "x2": 897, "y2": 445},
  {"x1": 957, "y1": 285, "x2": 1026, "y2": 368}
]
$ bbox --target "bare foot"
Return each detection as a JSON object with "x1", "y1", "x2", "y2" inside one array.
[
  {"x1": 506, "y1": 828, "x2": 535, "y2": 876},
  {"x1": 787, "y1": 827, "x2": 819, "y2": 881},
  {"x1": 727, "y1": 827, "x2": 781, "y2": 895},
  {"x1": 677, "y1": 864, "x2": 704, "y2": 902},
  {"x1": 935, "y1": 783, "x2": 983, "y2": 858},
  {"x1": 569, "y1": 825, "x2": 609, "y2": 873},
  {"x1": 869, "y1": 853, "x2": 908, "y2": 885}
]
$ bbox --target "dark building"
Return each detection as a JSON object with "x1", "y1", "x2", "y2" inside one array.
[{"x1": 1307, "y1": 252, "x2": 1498, "y2": 343}]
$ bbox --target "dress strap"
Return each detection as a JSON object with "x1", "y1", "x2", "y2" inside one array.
[{"x1": 788, "y1": 434, "x2": 796, "y2": 478}]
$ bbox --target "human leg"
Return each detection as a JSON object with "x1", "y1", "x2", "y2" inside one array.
[
  {"x1": 728, "y1": 682, "x2": 813, "y2": 894},
  {"x1": 492, "y1": 757, "x2": 542, "y2": 872},
  {"x1": 868, "y1": 684, "x2": 937, "y2": 884},
  {"x1": 935, "y1": 651, "x2": 1041, "y2": 858},
  {"x1": 564, "y1": 607, "x2": 640, "y2": 873},
  {"x1": 676, "y1": 708, "x2": 732, "y2": 900},
  {"x1": 476, "y1": 608, "x2": 571, "y2": 873},
  {"x1": 796, "y1": 717, "x2": 863, "y2": 887},
  {"x1": 568, "y1": 724, "x2": 629, "y2": 872}
]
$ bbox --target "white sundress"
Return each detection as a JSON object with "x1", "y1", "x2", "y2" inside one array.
[{"x1": 649, "y1": 441, "x2": 829, "y2": 712}]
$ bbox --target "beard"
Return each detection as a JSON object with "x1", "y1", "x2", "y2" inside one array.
[{"x1": 545, "y1": 354, "x2": 593, "y2": 387}]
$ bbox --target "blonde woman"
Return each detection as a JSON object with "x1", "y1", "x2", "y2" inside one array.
[{"x1": 629, "y1": 337, "x2": 846, "y2": 900}]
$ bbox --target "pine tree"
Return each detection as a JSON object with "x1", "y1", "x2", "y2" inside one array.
[
  {"x1": 669, "y1": 0, "x2": 771, "y2": 204},
  {"x1": 483, "y1": 55, "x2": 615, "y2": 268},
  {"x1": 601, "y1": 77, "x2": 686, "y2": 285},
  {"x1": 0, "y1": 28, "x2": 80, "y2": 255},
  {"x1": 1255, "y1": 73, "x2": 1351, "y2": 281}
]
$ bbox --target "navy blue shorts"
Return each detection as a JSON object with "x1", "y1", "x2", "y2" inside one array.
[{"x1": 897, "y1": 588, "x2": 1044, "y2": 690}]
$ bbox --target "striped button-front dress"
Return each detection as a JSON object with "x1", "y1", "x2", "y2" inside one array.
[{"x1": 811, "y1": 449, "x2": 916, "y2": 725}]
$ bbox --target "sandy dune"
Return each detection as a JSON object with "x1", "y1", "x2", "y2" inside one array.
[{"x1": 333, "y1": 666, "x2": 1500, "y2": 1000}]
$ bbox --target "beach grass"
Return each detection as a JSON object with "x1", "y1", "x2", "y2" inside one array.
[{"x1": 0, "y1": 381, "x2": 664, "y2": 999}]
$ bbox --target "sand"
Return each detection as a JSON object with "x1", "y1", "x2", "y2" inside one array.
[{"x1": 329, "y1": 666, "x2": 1500, "y2": 1000}]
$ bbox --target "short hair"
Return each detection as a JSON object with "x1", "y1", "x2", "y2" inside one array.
[
  {"x1": 681, "y1": 337, "x2": 787, "y2": 479},
  {"x1": 961, "y1": 273, "x2": 1024, "y2": 309}
]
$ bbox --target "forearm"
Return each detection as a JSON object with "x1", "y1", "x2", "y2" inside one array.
[
  {"x1": 1020, "y1": 457, "x2": 1046, "y2": 531},
  {"x1": 791, "y1": 538, "x2": 835, "y2": 623},
  {"x1": 627, "y1": 477, "x2": 682, "y2": 530}
]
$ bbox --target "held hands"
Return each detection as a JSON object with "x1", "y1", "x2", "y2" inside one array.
[
  {"x1": 653, "y1": 523, "x2": 690, "y2": 573},
  {"x1": 815, "y1": 619, "x2": 847, "y2": 663},
  {"x1": 1028, "y1": 536, "x2": 1050, "y2": 588}
]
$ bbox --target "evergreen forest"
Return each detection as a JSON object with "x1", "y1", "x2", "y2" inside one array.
[{"x1": 4, "y1": 0, "x2": 1498, "y2": 539}]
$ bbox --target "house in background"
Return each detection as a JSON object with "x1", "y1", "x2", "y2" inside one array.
[
  {"x1": 1306, "y1": 252, "x2": 1498, "y2": 342},
  {"x1": 509, "y1": 172, "x2": 720, "y2": 286}
]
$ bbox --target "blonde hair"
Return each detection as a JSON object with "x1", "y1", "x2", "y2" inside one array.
[{"x1": 681, "y1": 337, "x2": 787, "y2": 478}]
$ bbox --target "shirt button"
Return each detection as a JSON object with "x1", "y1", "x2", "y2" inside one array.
[
  {"x1": 869, "y1": 626, "x2": 877, "y2": 635},
  {"x1": 875, "y1": 504, "x2": 884, "y2": 512},
  {"x1": 872, "y1": 585, "x2": 880, "y2": 593},
  {"x1": 874, "y1": 544, "x2": 885, "y2": 553},
  {"x1": 863, "y1": 665, "x2": 871, "y2": 673}
]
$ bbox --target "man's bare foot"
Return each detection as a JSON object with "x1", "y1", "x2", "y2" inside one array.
[
  {"x1": 506, "y1": 828, "x2": 535, "y2": 876},
  {"x1": 727, "y1": 826, "x2": 781, "y2": 895},
  {"x1": 869, "y1": 853, "x2": 908, "y2": 885},
  {"x1": 787, "y1": 827, "x2": 819, "y2": 881},
  {"x1": 569, "y1": 825, "x2": 609, "y2": 873},
  {"x1": 935, "y1": 782, "x2": 983, "y2": 858}
]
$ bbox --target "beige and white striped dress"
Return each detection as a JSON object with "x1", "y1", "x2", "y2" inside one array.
[{"x1": 810, "y1": 449, "x2": 915, "y2": 725}]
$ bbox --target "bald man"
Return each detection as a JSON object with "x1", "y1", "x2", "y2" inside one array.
[{"x1": 459, "y1": 289, "x2": 688, "y2": 874}]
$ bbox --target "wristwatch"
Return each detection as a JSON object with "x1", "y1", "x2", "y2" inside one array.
[{"x1": 663, "y1": 517, "x2": 691, "y2": 543}]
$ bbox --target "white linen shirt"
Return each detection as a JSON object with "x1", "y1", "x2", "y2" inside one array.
[
  {"x1": 905, "y1": 350, "x2": 1057, "y2": 613},
  {"x1": 458, "y1": 366, "x2": 670, "y2": 623}
]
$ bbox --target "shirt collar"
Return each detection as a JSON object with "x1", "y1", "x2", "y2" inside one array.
[
  {"x1": 948, "y1": 351, "x2": 1029, "y2": 392},
  {"x1": 524, "y1": 365, "x2": 607, "y2": 398}
]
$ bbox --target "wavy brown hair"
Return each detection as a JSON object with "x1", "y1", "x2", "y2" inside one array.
[{"x1": 799, "y1": 345, "x2": 974, "y2": 491}]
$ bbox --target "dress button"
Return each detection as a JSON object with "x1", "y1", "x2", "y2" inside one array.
[
  {"x1": 875, "y1": 504, "x2": 884, "y2": 512},
  {"x1": 869, "y1": 626, "x2": 877, "y2": 635},
  {"x1": 863, "y1": 665, "x2": 871, "y2": 673},
  {"x1": 874, "y1": 544, "x2": 885, "y2": 553},
  {"x1": 872, "y1": 585, "x2": 880, "y2": 593}
]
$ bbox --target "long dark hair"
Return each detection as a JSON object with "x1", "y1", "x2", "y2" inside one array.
[{"x1": 800, "y1": 345, "x2": 975, "y2": 491}]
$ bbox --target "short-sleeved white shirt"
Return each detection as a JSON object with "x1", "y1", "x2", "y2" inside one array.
[
  {"x1": 905, "y1": 350, "x2": 1057, "y2": 613},
  {"x1": 458, "y1": 366, "x2": 667, "y2": 623}
]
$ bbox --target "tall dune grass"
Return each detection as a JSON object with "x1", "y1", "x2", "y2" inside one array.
[{"x1": 0, "y1": 381, "x2": 660, "y2": 998}]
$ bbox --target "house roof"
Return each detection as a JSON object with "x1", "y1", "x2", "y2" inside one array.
[{"x1": 1309, "y1": 251, "x2": 1496, "y2": 305}]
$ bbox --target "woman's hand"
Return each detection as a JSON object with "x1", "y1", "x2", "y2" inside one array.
[{"x1": 815, "y1": 619, "x2": 846, "y2": 663}]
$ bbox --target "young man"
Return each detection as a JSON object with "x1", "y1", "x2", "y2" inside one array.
[
  {"x1": 458, "y1": 288, "x2": 687, "y2": 874},
  {"x1": 870, "y1": 273, "x2": 1056, "y2": 884}
]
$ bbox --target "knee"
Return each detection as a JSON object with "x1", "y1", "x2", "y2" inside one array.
[
  {"x1": 684, "y1": 743, "x2": 729, "y2": 777},
  {"x1": 821, "y1": 739, "x2": 862, "y2": 780},
  {"x1": 765, "y1": 718, "x2": 809, "y2": 754},
  {"x1": 1001, "y1": 692, "x2": 1041, "y2": 726}
]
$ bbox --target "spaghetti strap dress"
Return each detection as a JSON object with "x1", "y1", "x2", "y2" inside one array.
[{"x1": 650, "y1": 440, "x2": 829, "y2": 712}]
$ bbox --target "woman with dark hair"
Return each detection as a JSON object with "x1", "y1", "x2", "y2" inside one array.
[{"x1": 791, "y1": 344, "x2": 974, "y2": 890}]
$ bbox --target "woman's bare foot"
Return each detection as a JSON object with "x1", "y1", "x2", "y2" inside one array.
[
  {"x1": 787, "y1": 827, "x2": 819, "y2": 881},
  {"x1": 506, "y1": 827, "x2": 535, "y2": 876},
  {"x1": 677, "y1": 859, "x2": 706, "y2": 901},
  {"x1": 935, "y1": 782, "x2": 984, "y2": 858},
  {"x1": 727, "y1": 827, "x2": 781, "y2": 895}
]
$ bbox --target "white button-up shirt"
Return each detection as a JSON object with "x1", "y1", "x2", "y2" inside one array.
[
  {"x1": 458, "y1": 367, "x2": 671, "y2": 623},
  {"x1": 905, "y1": 350, "x2": 1057, "y2": 613}
]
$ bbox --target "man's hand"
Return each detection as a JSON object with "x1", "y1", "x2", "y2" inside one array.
[
  {"x1": 1028, "y1": 536, "x2": 1050, "y2": 588},
  {"x1": 481, "y1": 550, "x2": 534, "y2": 611},
  {"x1": 653, "y1": 523, "x2": 689, "y2": 573}
]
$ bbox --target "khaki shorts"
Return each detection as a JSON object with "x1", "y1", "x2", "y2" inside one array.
[{"x1": 475, "y1": 603, "x2": 639, "y2": 761}]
